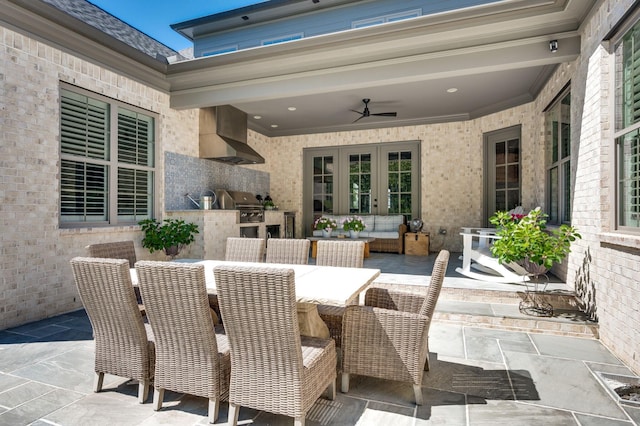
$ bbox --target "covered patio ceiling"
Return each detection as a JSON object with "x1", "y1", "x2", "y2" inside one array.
[
  {"x1": 167, "y1": 0, "x2": 594, "y2": 137},
  {"x1": 1, "y1": 0, "x2": 596, "y2": 138}
]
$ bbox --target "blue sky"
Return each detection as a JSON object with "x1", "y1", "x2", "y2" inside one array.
[{"x1": 88, "y1": 0, "x2": 265, "y2": 51}]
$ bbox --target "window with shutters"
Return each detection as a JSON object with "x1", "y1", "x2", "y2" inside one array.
[
  {"x1": 614, "y1": 19, "x2": 640, "y2": 231},
  {"x1": 60, "y1": 86, "x2": 156, "y2": 227}
]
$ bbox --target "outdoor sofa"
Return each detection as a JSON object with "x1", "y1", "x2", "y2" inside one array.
[{"x1": 312, "y1": 214, "x2": 407, "y2": 254}]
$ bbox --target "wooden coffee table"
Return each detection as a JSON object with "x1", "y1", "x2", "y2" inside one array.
[{"x1": 307, "y1": 236, "x2": 376, "y2": 258}]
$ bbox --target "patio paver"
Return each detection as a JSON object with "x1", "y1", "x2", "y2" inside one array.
[{"x1": 0, "y1": 253, "x2": 636, "y2": 425}]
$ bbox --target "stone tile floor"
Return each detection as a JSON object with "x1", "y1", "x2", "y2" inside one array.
[{"x1": 0, "y1": 252, "x2": 638, "y2": 425}]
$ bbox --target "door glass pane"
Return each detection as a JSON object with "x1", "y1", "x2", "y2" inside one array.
[
  {"x1": 349, "y1": 153, "x2": 372, "y2": 214},
  {"x1": 400, "y1": 172, "x2": 411, "y2": 192},
  {"x1": 388, "y1": 173, "x2": 399, "y2": 192},
  {"x1": 495, "y1": 142, "x2": 505, "y2": 165},
  {"x1": 495, "y1": 191, "x2": 506, "y2": 211},
  {"x1": 495, "y1": 165, "x2": 506, "y2": 189},
  {"x1": 506, "y1": 189, "x2": 520, "y2": 211},
  {"x1": 561, "y1": 122, "x2": 571, "y2": 159},
  {"x1": 388, "y1": 193, "x2": 399, "y2": 213},
  {"x1": 388, "y1": 150, "x2": 413, "y2": 222},
  {"x1": 562, "y1": 161, "x2": 571, "y2": 223},
  {"x1": 551, "y1": 121, "x2": 559, "y2": 163},
  {"x1": 506, "y1": 165, "x2": 519, "y2": 186},
  {"x1": 400, "y1": 151, "x2": 412, "y2": 170},
  {"x1": 549, "y1": 166, "x2": 559, "y2": 223},
  {"x1": 313, "y1": 155, "x2": 333, "y2": 215}
]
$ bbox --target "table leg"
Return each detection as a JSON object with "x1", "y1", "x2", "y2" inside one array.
[{"x1": 297, "y1": 302, "x2": 330, "y2": 338}]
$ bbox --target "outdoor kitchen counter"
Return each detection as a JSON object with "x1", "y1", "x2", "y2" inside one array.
[{"x1": 165, "y1": 210, "x2": 285, "y2": 260}]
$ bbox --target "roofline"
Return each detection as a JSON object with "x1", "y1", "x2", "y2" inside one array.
[
  {"x1": 170, "y1": 0, "x2": 360, "y2": 40},
  {"x1": 171, "y1": 0, "x2": 291, "y2": 33},
  {"x1": 1, "y1": 0, "x2": 171, "y2": 91}
]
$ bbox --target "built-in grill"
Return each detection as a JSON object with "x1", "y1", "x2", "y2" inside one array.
[{"x1": 216, "y1": 189, "x2": 264, "y2": 223}]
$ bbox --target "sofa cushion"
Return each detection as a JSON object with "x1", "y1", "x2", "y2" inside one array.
[
  {"x1": 368, "y1": 231, "x2": 400, "y2": 239},
  {"x1": 360, "y1": 215, "x2": 376, "y2": 232},
  {"x1": 374, "y1": 215, "x2": 404, "y2": 232}
]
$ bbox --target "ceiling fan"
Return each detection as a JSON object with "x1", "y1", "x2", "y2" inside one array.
[{"x1": 350, "y1": 98, "x2": 397, "y2": 123}]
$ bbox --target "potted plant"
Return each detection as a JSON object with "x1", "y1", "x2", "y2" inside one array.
[
  {"x1": 489, "y1": 207, "x2": 581, "y2": 274},
  {"x1": 314, "y1": 216, "x2": 338, "y2": 237},
  {"x1": 138, "y1": 218, "x2": 199, "y2": 259},
  {"x1": 342, "y1": 216, "x2": 366, "y2": 238}
]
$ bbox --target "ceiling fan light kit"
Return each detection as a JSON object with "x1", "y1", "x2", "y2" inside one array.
[{"x1": 351, "y1": 98, "x2": 397, "y2": 123}]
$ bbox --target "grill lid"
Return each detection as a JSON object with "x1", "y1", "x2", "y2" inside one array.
[{"x1": 216, "y1": 190, "x2": 262, "y2": 209}]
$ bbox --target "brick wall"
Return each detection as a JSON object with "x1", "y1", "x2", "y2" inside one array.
[
  {"x1": 0, "y1": 25, "x2": 197, "y2": 329},
  {"x1": 2, "y1": 0, "x2": 640, "y2": 376}
]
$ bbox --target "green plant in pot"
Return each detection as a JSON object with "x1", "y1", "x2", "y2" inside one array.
[
  {"x1": 489, "y1": 207, "x2": 581, "y2": 275},
  {"x1": 138, "y1": 218, "x2": 199, "y2": 259}
]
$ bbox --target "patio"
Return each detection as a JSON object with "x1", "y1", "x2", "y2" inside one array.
[{"x1": 0, "y1": 253, "x2": 638, "y2": 425}]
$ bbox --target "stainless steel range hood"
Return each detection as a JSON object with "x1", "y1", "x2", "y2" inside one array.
[{"x1": 199, "y1": 105, "x2": 265, "y2": 165}]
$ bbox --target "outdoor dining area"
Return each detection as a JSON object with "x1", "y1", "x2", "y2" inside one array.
[
  {"x1": 0, "y1": 238, "x2": 638, "y2": 425},
  {"x1": 63, "y1": 237, "x2": 451, "y2": 425}
]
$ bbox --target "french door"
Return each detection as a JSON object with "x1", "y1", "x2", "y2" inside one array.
[
  {"x1": 303, "y1": 141, "x2": 420, "y2": 235},
  {"x1": 484, "y1": 126, "x2": 521, "y2": 224}
]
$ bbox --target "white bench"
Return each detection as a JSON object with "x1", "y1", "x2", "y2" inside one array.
[{"x1": 455, "y1": 227, "x2": 530, "y2": 283}]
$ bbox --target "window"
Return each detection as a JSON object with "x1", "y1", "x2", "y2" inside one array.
[
  {"x1": 352, "y1": 9, "x2": 421, "y2": 29},
  {"x1": 202, "y1": 45, "x2": 238, "y2": 57},
  {"x1": 545, "y1": 89, "x2": 571, "y2": 224},
  {"x1": 60, "y1": 86, "x2": 156, "y2": 227},
  {"x1": 614, "y1": 18, "x2": 640, "y2": 230},
  {"x1": 261, "y1": 33, "x2": 304, "y2": 46}
]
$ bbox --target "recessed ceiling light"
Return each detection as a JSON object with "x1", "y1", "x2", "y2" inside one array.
[
  {"x1": 447, "y1": 88, "x2": 458, "y2": 93},
  {"x1": 287, "y1": 106, "x2": 297, "y2": 111},
  {"x1": 271, "y1": 124, "x2": 278, "y2": 128},
  {"x1": 253, "y1": 115, "x2": 262, "y2": 119}
]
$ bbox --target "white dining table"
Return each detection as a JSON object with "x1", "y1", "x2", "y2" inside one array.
[{"x1": 130, "y1": 259, "x2": 381, "y2": 338}]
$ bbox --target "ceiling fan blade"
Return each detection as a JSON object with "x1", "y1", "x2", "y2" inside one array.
[
  {"x1": 372, "y1": 112, "x2": 397, "y2": 117},
  {"x1": 350, "y1": 109, "x2": 364, "y2": 115},
  {"x1": 352, "y1": 115, "x2": 365, "y2": 123}
]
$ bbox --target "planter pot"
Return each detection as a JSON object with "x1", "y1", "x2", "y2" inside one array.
[
  {"x1": 349, "y1": 230, "x2": 360, "y2": 239},
  {"x1": 521, "y1": 258, "x2": 549, "y2": 276},
  {"x1": 322, "y1": 229, "x2": 333, "y2": 238},
  {"x1": 164, "y1": 245, "x2": 180, "y2": 259}
]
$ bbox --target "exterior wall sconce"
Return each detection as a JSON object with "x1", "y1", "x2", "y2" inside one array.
[{"x1": 549, "y1": 40, "x2": 558, "y2": 53}]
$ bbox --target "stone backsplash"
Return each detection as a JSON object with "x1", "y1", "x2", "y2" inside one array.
[{"x1": 164, "y1": 151, "x2": 270, "y2": 210}]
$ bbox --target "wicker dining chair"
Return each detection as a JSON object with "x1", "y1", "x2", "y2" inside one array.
[
  {"x1": 315, "y1": 240, "x2": 365, "y2": 347},
  {"x1": 69, "y1": 257, "x2": 154, "y2": 404},
  {"x1": 86, "y1": 240, "x2": 146, "y2": 314},
  {"x1": 86, "y1": 240, "x2": 137, "y2": 267},
  {"x1": 214, "y1": 265, "x2": 337, "y2": 426},
  {"x1": 265, "y1": 238, "x2": 310, "y2": 264},
  {"x1": 340, "y1": 250, "x2": 450, "y2": 405},
  {"x1": 224, "y1": 237, "x2": 265, "y2": 262},
  {"x1": 315, "y1": 240, "x2": 365, "y2": 268},
  {"x1": 135, "y1": 260, "x2": 230, "y2": 424}
]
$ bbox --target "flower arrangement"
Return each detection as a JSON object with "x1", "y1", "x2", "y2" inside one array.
[
  {"x1": 489, "y1": 207, "x2": 581, "y2": 272},
  {"x1": 342, "y1": 216, "x2": 367, "y2": 232},
  {"x1": 314, "y1": 216, "x2": 338, "y2": 230}
]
